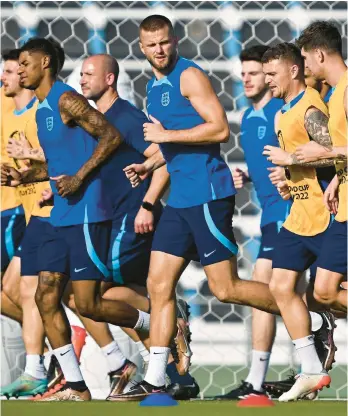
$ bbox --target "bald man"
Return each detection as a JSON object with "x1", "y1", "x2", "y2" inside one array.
[{"x1": 77, "y1": 54, "x2": 199, "y2": 401}]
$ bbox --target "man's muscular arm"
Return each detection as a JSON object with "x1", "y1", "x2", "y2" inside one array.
[
  {"x1": 290, "y1": 107, "x2": 334, "y2": 167},
  {"x1": 55, "y1": 91, "x2": 123, "y2": 196}
]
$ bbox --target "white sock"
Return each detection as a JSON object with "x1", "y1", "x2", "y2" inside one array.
[
  {"x1": 135, "y1": 341, "x2": 150, "y2": 363},
  {"x1": 310, "y1": 312, "x2": 323, "y2": 332},
  {"x1": 144, "y1": 347, "x2": 170, "y2": 387},
  {"x1": 133, "y1": 310, "x2": 150, "y2": 332},
  {"x1": 101, "y1": 340, "x2": 126, "y2": 372},
  {"x1": 245, "y1": 350, "x2": 271, "y2": 392},
  {"x1": 53, "y1": 343, "x2": 84, "y2": 382},
  {"x1": 25, "y1": 354, "x2": 47, "y2": 380},
  {"x1": 293, "y1": 335, "x2": 323, "y2": 374}
]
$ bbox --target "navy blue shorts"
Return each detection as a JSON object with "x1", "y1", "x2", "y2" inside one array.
[
  {"x1": 317, "y1": 220, "x2": 347, "y2": 275},
  {"x1": 258, "y1": 222, "x2": 283, "y2": 261},
  {"x1": 152, "y1": 196, "x2": 238, "y2": 266},
  {"x1": 33, "y1": 219, "x2": 111, "y2": 281},
  {"x1": 104, "y1": 214, "x2": 153, "y2": 286},
  {"x1": 1, "y1": 212, "x2": 26, "y2": 272},
  {"x1": 272, "y1": 226, "x2": 326, "y2": 272},
  {"x1": 17, "y1": 216, "x2": 50, "y2": 276}
]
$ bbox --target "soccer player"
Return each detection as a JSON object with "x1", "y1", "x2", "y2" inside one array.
[
  {"x1": 77, "y1": 53, "x2": 198, "y2": 400},
  {"x1": 295, "y1": 22, "x2": 347, "y2": 312},
  {"x1": 1, "y1": 37, "x2": 147, "y2": 401},
  {"x1": 0, "y1": 48, "x2": 52, "y2": 398},
  {"x1": 215, "y1": 45, "x2": 289, "y2": 399},
  {"x1": 0, "y1": 47, "x2": 68, "y2": 398},
  {"x1": 119, "y1": 15, "x2": 298, "y2": 401},
  {"x1": 1, "y1": 73, "x2": 26, "y2": 324},
  {"x1": 262, "y1": 43, "x2": 336, "y2": 401}
]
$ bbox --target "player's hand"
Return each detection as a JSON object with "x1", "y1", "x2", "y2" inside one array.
[
  {"x1": 134, "y1": 206, "x2": 154, "y2": 234},
  {"x1": 323, "y1": 175, "x2": 339, "y2": 215},
  {"x1": 232, "y1": 168, "x2": 248, "y2": 189},
  {"x1": 277, "y1": 180, "x2": 291, "y2": 200},
  {"x1": 268, "y1": 166, "x2": 286, "y2": 186},
  {"x1": 294, "y1": 141, "x2": 326, "y2": 163},
  {"x1": 1, "y1": 163, "x2": 23, "y2": 187},
  {"x1": 38, "y1": 188, "x2": 54, "y2": 208},
  {"x1": 123, "y1": 163, "x2": 150, "y2": 188},
  {"x1": 6, "y1": 132, "x2": 31, "y2": 160},
  {"x1": 263, "y1": 145, "x2": 292, "y2": 166},
  {"x1": 51, "y1": 174, "x2": 83, "y2": 197},
  {"x1": 143, "y1": 115, "x2": 167, "y2": 144}
]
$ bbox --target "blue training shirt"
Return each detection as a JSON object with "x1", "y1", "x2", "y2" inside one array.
[
  {"x1": 102, "y1": 98, "x2": 152, "y2": 219},
  {"x1": 146, "y1": 56, "x2": 236, "y2": 208},
  {"x1": 241, "y1": 98, "x2": 291, "y2": 227},
  {"x1": 36, "y1": 81, "x2": 112, "y2": 226}
]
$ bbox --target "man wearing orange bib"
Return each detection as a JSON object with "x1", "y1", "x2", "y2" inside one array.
[
  {"x1": 262, "y1": 43, "x2": 336, "y2": 401},
  {"x1": 1, "y1": 48, "x2": 52, "y2": 398},
  {"x1": 295, "y1": 21, "x2": 347, "y2": 313}
]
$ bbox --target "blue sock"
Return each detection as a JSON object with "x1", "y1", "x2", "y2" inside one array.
[{"x1": 166, "y1": 362, "x2": 194, "y2": 385}]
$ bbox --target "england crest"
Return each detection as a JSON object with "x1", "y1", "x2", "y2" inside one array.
[
  {"x1": 258, "y1": 126, "x2": 266, "y2": 140},
  {"x1": 46, "y1": 117, "x2": 53, "y2": 131},
  {"x1": 161, "y1": 91, "x2": 170, "y2": 107}
]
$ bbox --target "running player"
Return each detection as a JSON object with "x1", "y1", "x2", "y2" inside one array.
[
  {"x1": 262, "y1": 43, "x2": 336, "y2": 401},
  {"x1": 0, "y1": 48, "x2": 52, "y2": 397},
  {"x1": 296, "y1": 22, "x2": 347, "y2": 311},
  {"x1": 119, "y1": 15, "x2": 296, "y2": 401},
  {"x1": 78, "y1": 53, "x2": 198, "y2": 400},
  {"x1": 1, "y1": 37, "x2": 145, "y2": 401},
  {"x1": 262, "y1": 66, "x2": 336, "y2": 399},
  {"x1": 1, "y1": 59, "x2": 26, "y2": 324},
  {"x1": 215, "y1": 45, "x2": 289, "y2": 399}
]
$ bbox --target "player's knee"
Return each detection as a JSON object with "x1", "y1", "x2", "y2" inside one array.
[
  {"x1": 209, "y1": 280, "x2": 237, "y2": 303},
  {"x1": 35, "y1": 285, "x2": 59, "y2": 315},
  {"x1": 269, "y1": 277, "x2": 290, "y2": 300},
  {"x1": 147, "y1": 275, "x2": 173, "y2": 300},
  {"x1": 75, "y1": 297, "x2": 101, "y2": 320},
  {"x1": 313, "y1": 288, "x2": 336, "y2": 307}
]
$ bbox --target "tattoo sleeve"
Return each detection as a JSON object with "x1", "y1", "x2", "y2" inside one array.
[
  {"x1": 291, "y1": 107, "x2": 334, "y2": 167},
  {"x1": 21, "y1": 162, "x2": 49, "y2": 183},
  {"x1": 59, "y1": 91, "x2": 123, "y2": 181}
]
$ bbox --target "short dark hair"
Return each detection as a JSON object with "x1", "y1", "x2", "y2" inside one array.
[
  {"x1": 261, "y1": 42, "x2": 304, "y2": 72},
  {"x1": 2, "y1": 49, "x2": 21, "y2": 62},
  {"x1": 20, "y1": 37, "x2": 60, "y2": 77},
  {"x1": 140, "y1": 14, "x2": 174, "y2": 36},
  {"x1": 240, "y1": 45, "x2": 269, "y2": 63},
  {"x1": 296, "y1": 21, "x2": 342, "y2": 55}
]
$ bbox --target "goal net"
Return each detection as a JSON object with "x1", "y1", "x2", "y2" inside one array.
[{"x1": 1, "y1": 0, "x2": 347, "y2": 399}]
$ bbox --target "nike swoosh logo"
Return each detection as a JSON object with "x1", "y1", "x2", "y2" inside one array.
[
  {"x1": 263, "y1": 247, "x2": 274, "y2": 252},
  {"x1": 322, "y1": 313, "x2": 333, "y2": 330},
  {"x1": 153, "y1": 352, "x2": 165, "y2": 355},
  {"x1": 60, "y1": 350, "x2": 71, "y2": 356},
  {"x1": 260, "y1": 358, "x2": 269, "y2": 361},
  {"x1": 74, "y1": 267, "x2": 87, "y2": 273},
  {"x1": 204, "y1": 249, "x2": 216, "y2": 258}
]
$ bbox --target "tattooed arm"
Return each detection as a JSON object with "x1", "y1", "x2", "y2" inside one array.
[
  {"x1": 1, "y1": 163, "x2": 48, "y2": 186},
  {"x1": 289, "y1": 107, "x2": 335, "y2": 167},
  {"x1": 54, "y1": 91, "x2": 123, "y2": 197},
  {"x1": 263, "y1": 107, "x2": 335, "y2": 167}
]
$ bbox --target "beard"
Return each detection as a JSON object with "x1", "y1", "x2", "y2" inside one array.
[{"x1": 147, "y1": 51, "x2": 177, "y2": 73}]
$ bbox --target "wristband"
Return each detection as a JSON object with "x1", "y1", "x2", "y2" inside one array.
[{"x1": 142, "y1": 201, "x2": 154, "y2": 212}]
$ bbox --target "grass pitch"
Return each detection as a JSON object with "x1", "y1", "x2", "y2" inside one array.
[{"x1": 2, "y1": 400, "x2": 347, "y2": 416}]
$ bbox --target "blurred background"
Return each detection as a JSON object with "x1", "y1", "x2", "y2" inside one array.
[{"x1": 1, "y1": 1, "x2": 347, "y2": 399}]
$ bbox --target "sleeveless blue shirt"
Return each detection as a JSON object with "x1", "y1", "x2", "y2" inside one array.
[
  {"x1": 241, "y1": 98, "x2": 291, "y2": 227},
  {"x1": 36, "y1": 81, "x2": 112, "y2": 226},
  {"x1": 146, "y1": 57, "x2": 236, "y2": 208}
]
